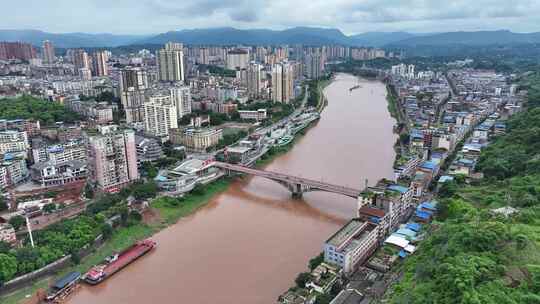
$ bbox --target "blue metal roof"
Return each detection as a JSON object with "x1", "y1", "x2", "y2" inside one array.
[
  {"x1": 419, "y1": 202, "x2": 436, "y2": 212},
  {"x1": 387, "y1": 184, "x2": 409, "y2": 194},
  {"x1": 420, "y1": 161, "x2": 438, "y2": 170},
  {"x1": 415, "y1": 210, "x2": 431, "y2": 220},
  {"x1": 406, "y1": 223, "x2": 421, "y2": 232}
]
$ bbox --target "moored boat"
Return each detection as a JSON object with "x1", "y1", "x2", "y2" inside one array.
[
  {"x1": 45, "y1": 271, "x2": 81, "y2": 302},
  {"x1": 83, "y1": 239, "x2": 156, "y2": 285}
]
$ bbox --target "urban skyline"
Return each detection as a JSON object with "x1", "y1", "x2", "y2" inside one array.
[{"x1": 0, "y1": 2, "x2": 539, "y2": 303}]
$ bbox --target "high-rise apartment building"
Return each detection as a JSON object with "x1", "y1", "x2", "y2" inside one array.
[
  {"x1": 87, "y1": 125, "x2": 139, "y2": 193},
  {"x1": 72, "y1": 49, "x2": 90, "y2": 70},
  {"x1": 247, "y1": 62, "x2": 263, "y2": 98},
  {"x1": 120, "y1": 67, "x2": 148, "y2": 124},
  {"x1": 226, "y1": 49, "x2": 249, "y2": 70},
  {"x1": 272, "y1": 62, "x2": 295, "y2": 104},
  {"x1": 92, "y1": 51, "x2": 109, "y2": 76},
  {"x1": 169, "y1": 86, "x2": 192, "y2": 118},
  {"x1": 305, "y1": 53, "x2": 323, "y2": 79},
  {"x1": 42, "y1": 40, "x2": 55, "y2": 64},
  {"x1": 0, "y1": 42, "x2": 37, "y2": 61},
  {"x1": 198, "y1": 47, "x2": 210, "y2": 65},
  {"x1": 157, "y1": 42, "x2": 184, "y2": 82},
  {"x1": 143, "y1": 95, "x2": 178, "y2": 140}
]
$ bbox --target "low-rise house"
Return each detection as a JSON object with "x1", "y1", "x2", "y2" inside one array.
[
  {"x1": 0, "y1": 223, "x2": 16, "y2": 244},
  {"x1": 135, "y1": 135, "x2": 163, "y2": 164},
  {"x1": 410, "y1": 170, "x2": 431, "y2": 198},
  {"x1": 30, "y1": 159, "x2": 87, "y2": 186},
  {"x1": 306, "y1": 263, "x2": 340, "y2": 294}
]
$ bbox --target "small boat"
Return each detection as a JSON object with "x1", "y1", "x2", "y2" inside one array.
[
  {"x1": 45, "y1": 271, "x2": 81, "y2": 302},
  {"x1": 276, "y1": 135, "x2": 294, "y2": 146},
  {"x1": 83, "y1": 239, "x2": 157, "y2": 285}
]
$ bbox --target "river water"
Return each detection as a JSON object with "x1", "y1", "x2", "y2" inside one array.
[{"x1": 68, "y1": 73, "x2": 396, "y2": 304}]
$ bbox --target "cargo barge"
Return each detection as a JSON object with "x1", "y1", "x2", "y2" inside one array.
[
  {"x1": 45, "y1": 271, "x2": 81, "y2": 303},
  {"x1": 83, "y1": 239, "x2": 156, "y2": 285}
]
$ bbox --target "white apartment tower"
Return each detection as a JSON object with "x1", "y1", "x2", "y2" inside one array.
[
  {"x1": 143, "y1": 95, "x2": 178, "y2": 140},
  {"x1": 170, "y1": 86, "x2": 192, "y2": 118}
]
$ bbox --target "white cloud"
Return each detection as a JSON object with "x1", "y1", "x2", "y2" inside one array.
[{"x1": 0, "y1": 0, "x2": 539, "y2": 34}]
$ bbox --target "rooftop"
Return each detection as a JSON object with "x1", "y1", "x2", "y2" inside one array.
[
  {"x1": 326, "y1": 219, "x2": 366, "y2": 248},
  {"x1": 330, "y1": 289, "x2": 364, "y2": 304}
]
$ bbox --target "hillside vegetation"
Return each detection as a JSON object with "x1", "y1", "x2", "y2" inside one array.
[{"x1": 0, "y1": 95, "x2": 80, "y2": 124}]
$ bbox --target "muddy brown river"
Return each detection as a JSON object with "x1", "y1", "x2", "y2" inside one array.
[{"x1": 68, "y1": 73, "x2": 396, "y2": 304}]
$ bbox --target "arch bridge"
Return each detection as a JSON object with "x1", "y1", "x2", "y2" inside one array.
[{"x1": 212, "y1": 161, "x2": 362, "y2": 199}]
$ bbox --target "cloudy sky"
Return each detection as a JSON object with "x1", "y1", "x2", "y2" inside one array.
[{"x1": 3, "y1": 0, "x2": 540, "y2": 35}]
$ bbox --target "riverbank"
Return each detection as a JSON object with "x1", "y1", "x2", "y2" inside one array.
[{"x1": 316, "y1": 79, "x2": 332, "y2": 112}]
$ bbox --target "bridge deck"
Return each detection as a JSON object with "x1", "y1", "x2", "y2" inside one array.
[{"x1": 213, "y1": 161, "x2": 362, "y2": 198}]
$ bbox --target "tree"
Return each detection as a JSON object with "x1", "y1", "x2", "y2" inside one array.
[
  {"x1": 438, "y1": 180, "x2": 459, "y2": 198},
  {"x1": 132, "y1": 181, "x2": 158, "y2": 200},
  {"x1": 315, "y1": 293, "x2": 335, "y2": 304},
  {"x1": 84, "y1": 183, "x2": 95, "y2": 199},
  {"x1": 70, "y1": 249, "x2": 81, "y2": 265},
  {"x1": 142, "y1": 162, "x2": 158, "y2": 179},
  {"x1": 191, "y1": 184, "x2": 206, "y2": 196},
  {"x1": 309, "y1": 253, "x2": 324, "y2": 271},
  {"x1": 0, "y1": 253, "x2": 17, "y2": 284},
  {"x1": 295, "y1": 272, "x2": 311, "y2": 288},
  {"x1": 8, "y1": 215, "x2": 25, "y2": 231},
  {"x1": 126, "y1": 211, "x2": 143, "y2": 226},
  {"x1": 0, "y1": 196, "x2": 7, "y2": 211},
  {"x1": 515, "y1": 234, "x2": 528, "y2": 249},
  {"x1": 42, "y1": 203, "x2": 57, "y2": 214},
  {"x1": 0, "y1": 241, "x2": 11, "y2": 254},
  {"x1": 100, "y1": 223, "x2": 113, "y2": 240},
  {"x1": 399, "y1": 133, "x2": 410, "y2": 145}
]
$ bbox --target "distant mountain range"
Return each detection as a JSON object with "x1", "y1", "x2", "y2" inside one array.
[
  {"x1": 387, "y1": 30, "x2": 540, "y2": 47},
  {"x1": 0, "y1": 29, "x2": 149, "y2": 48},
  {"x1": 1, "y1": 28, "x2": 539, "y2": 49},
  {"x1": 139, "y1": 27, "x2": 351, "y2": 46}
]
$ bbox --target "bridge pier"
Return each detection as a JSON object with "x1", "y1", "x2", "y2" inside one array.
[{"x1": 291, "y1": 183, "x2": 304, "y2": 199}]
